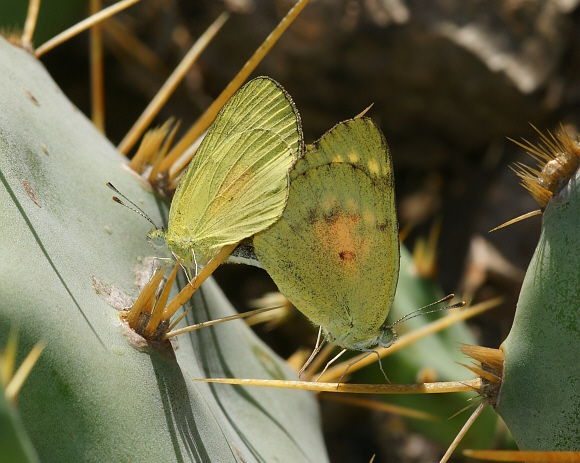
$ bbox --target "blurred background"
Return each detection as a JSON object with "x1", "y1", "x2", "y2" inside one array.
[{"x1": 3, "y1": 0, "x2": 579, "y2": 461}]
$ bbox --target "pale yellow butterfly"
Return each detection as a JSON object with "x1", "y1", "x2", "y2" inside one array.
[
  {"x1": 253, "y1": 117, "x2": 400, "y2": 374},
  {"x1": 149, "y1": 77, "x2": 303, "y2": 271}
]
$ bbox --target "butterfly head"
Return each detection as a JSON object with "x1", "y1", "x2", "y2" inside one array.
[
  {"x1": 377, "y1": 325, "x2": 398, "y2": 348},
  {"x1": 147, "y1": 228, "x2": 166, "y2": 249}
]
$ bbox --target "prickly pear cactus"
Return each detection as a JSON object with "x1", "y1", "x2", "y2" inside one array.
[
  {"x1": 498, "y1": 165, "x2": 580, "y2": 449},
  {"x1": 0, "y1": 36, "x2": 328, "y2": 462}
]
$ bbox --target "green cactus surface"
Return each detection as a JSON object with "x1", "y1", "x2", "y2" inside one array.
[
  {"x1": 0, "y1": 37, "x2": 328, "y2": 462},
  {"x1": 498, "y1": 169, "x2": 580, "y2": 448}
]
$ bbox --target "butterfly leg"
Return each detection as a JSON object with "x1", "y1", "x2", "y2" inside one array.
[
  {"x1": 372, "y1": 350, "x2": 390, "y2": 383},
  {"x1": 336, "y1": 350, "x2": 390, "y2": 385},
  {"x1": 315, "y1": 348, "x2": 347, "y2": 383},
  {"x1": 298, "y1": 326, "x2": 324, "y2": 377},
  {"x1": 192, "y1": 249, "x2": 200, "y2": 278},
  {"x1": 181, "y1": 263, "x2": 193, "y2": 283}
]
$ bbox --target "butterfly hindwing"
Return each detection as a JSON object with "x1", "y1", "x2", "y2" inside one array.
[{"x1": 254, "y1": 117, "x2": 399, "y2": 349}]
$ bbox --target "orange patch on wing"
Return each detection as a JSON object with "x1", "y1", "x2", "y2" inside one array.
[
  {"x1": 312, "y1": 209, "x2": 370, "y2": 274},
  {"x1": 208, "y1": 164, "x2": 254, "y2": 215},
  {"x1": 219, "y1": 163, "x2": 253, "y2": 199}
]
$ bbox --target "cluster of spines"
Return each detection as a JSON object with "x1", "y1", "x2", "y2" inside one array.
[
  {"x1": 459, "y1": 344, "x2": 504, "y2": 406},
  {"x1": 512, "y1": 126, "x2": 580, "y2": 208}
]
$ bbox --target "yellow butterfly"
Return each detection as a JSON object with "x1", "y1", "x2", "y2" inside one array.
[
  {"x1": 149, "y1": 77, "x2": 303, "y2": 271},
  {"x1": 253, "y1": 117, "x2": 400, "y2": 372}
]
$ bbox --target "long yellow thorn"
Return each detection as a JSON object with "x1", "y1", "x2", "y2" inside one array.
[
  {"x1": 316, "y1": 298, "x2": 501, "y2": 382},
  {"x1": 5, "y1": 341, "x2": 45, "y2": 403},
  {"x1": 319, "y1": 392, "x2": 438, "y2": 421},
  {"x1": 161, "y1": 0, "x2": 313, "y2": 179},
  {"x1": 195, "y1": 377, "x2": 481, "y2": 394},
  {"x1": 440, "y1": 402, "x2": 487, "y2": 463},
  {"x1": 21, "y1": 0, "x2": 42, "y2": 49},
  {"x1": 35, "y1": 0, "x2": 143, "y2": 57},
  {"x1": 463, "y1": 450, "x2": 580, "y2": 462},
  {"x1": 162, "y1": 243, "x2": 238, "y2": 320},
  {"x1": 489, "y1": 210, "x2": 542, "y2": 232},
  {"x1": 90, "y1": 0, "x2": 105, "y2": 132},
  {"x1": 120, "y1": 12, "x2": 229, "y2": 155},
  {"x1": 164, "y1": 306, "x2": 281, "y2": 339}
]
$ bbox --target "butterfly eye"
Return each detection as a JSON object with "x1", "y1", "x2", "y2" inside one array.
[
  {"x1": 378, "y1": 327, "x2": 397, "y2": 348},
  {"x1": 147, "y1": 229, "x2": 166, "y2": 249}
]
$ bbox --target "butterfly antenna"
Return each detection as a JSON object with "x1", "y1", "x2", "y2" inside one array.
[
  {"x1": 106, "y1": 182, "x2": 159, "y2": 228},
  {"x1": 387, "y1": 294, "x2": 465, "y2": 329}
]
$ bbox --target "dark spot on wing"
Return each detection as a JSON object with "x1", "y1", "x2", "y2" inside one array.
[
  {"x1": 339, "y1": 250, "x2": 356, "y2": 261},
  {"x1": 306, "y1": 208, "x2": 318, "y2": 224},
  {"x1": 323, "y1": 208, "x2": 340, "y2": 224},
  {"x1": 377, "y1": 222, "x2": 388, "y2": 232}
]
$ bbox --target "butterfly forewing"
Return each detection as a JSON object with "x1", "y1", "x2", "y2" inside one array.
[{"x1": 166, "y1": 77, "x2": 303, "y2": 266}]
